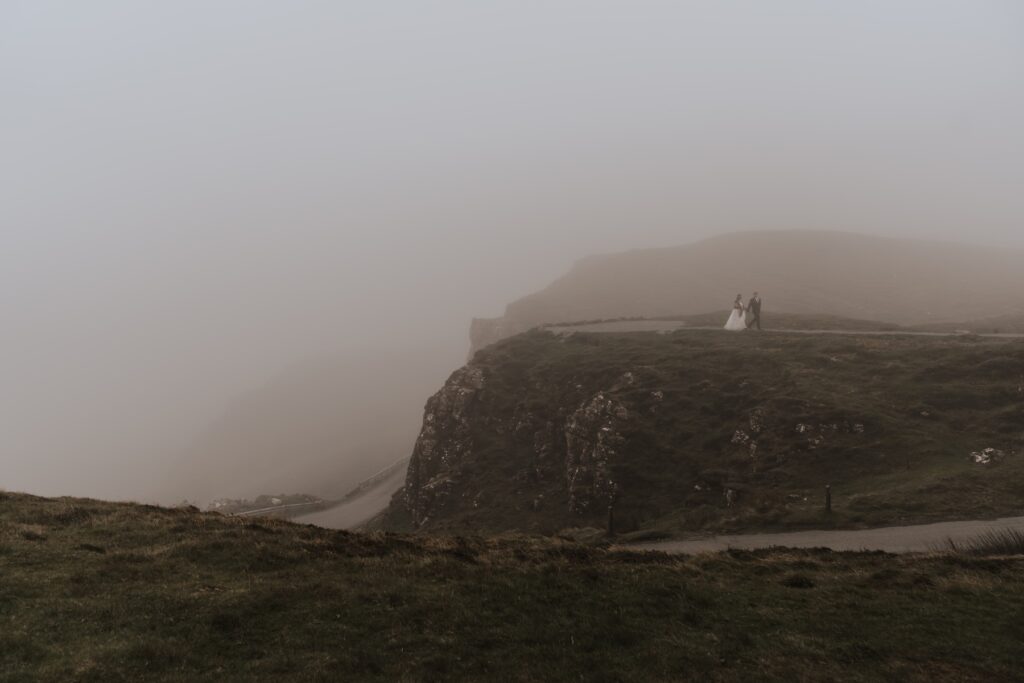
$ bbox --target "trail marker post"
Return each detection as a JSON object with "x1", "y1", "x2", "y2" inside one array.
[{"x1": 607, "y1": 484, "x2": 619, "y2": 537}]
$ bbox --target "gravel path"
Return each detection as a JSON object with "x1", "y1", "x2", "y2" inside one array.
[
  {"x1": 547, "y1": 320, "x2": 1024, "y2": 338},
  {"x1": 629, "y1": 515, "x2": 1024, "y2": 554},
  {"x1": 293, "y1": 467, "x2": 405, "y2": 530}
]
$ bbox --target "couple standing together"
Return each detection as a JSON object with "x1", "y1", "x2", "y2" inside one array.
[{"x1": 724, "y1": 292, "x2": 763, "y2": 331}]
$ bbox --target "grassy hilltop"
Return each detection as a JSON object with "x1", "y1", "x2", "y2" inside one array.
[
  {"x1": 386, "y1": 329, "x2": 1024, "y2": 536},
  {"x1": 470, "y1": 231, "x2": 1024, "y2": 353},
  {"x1": 2, "y1": 492, "x2": 1024, "y2": 682}
]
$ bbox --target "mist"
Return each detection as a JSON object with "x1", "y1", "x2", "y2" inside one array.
[{"x1": 3, "y1": 1, "x2": 1022, "y2": 504}]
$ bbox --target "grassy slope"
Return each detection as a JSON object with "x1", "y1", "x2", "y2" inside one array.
[
  {"x1": 2, "y1": 493, "x2": 1024, "y2": 682},
  {"x1": 395, "y1": 329, "x2": 1024, "y2": 536}
]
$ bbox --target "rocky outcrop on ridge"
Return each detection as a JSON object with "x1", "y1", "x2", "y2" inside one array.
[
  {"x1": 401, "y1": 366, "x2": 485, "y2": 527},
  {"x1": 395, "y1": 361, "x2": 635, "y2": 530}
]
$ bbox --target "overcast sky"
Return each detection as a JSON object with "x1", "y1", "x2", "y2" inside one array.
[{"x1": 2, "y1": 1, "x2": 1022, "y2": 501}]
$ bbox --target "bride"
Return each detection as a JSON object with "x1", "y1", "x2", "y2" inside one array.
[{"x1": 724, "y1": 294, "x2": 747, "y2": 331}]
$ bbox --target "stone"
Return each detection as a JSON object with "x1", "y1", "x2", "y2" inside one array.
[
  {"x1": 969, "y1": 448, "x2": 1007, "y2": 465},
  {"x1": 565, "y1": 392, "x2": 627, "y2": 514},
  {"x1": 402, "y1": 366, "x2": 485, "y2": 526},
  {"x1": 731, "y1": 430, "x2": 750, "y2": 445}
]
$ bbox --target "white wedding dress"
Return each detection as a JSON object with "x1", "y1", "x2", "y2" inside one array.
[{"x1": 724, "y1": 307, "x2": 746, "y2": 331}]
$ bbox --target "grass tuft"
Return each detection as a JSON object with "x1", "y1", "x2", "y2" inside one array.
[{"x1": 942, "y1": 529, "x2": 1024, "y2": 556}]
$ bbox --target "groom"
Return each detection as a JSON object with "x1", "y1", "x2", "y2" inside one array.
[{"x1": 746, "y1": 292, "x2": 763, "y2": 330}]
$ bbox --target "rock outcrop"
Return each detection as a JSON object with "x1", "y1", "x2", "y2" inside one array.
[
  {"x1": 402, "y1": 366, "x2": 484, "y2": 527},
  {"x1": 564, "y1": 392, "x2": 627, "y2": 514},
  {"x1": 396, "y1": 360, "x2": 632, "y2": 529}
]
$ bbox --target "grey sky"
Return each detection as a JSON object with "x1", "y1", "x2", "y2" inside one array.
[{"x1": 2, "y1": 1, "x2": 1022, "y2": 501}]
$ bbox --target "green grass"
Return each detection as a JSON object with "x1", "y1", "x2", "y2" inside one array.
[
  {"x1": 388, "y1": 329, "x2": 1024, "y2": 536},
  {"x1": 2, "y1": 492, "x2": 1024, "y2": 682}
]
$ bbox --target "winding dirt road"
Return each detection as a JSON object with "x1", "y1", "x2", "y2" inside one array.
[
  {"x1": 629, "y1": 515, "x2": 1024, "y2": 554},
  {"x1": 293, "y1": 467, "x2": 406, "y2": 530}
]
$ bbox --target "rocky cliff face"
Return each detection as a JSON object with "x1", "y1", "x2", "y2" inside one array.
[
  {"x1": 390, "y1": 342, "x2": 874, "y2": 533},
  {"x1": 401, "y1": 366, "x2": 485, "y2": 527},
  {"x1": 390, "y1": 353, "x2": 639, "y2": 532},
  {"x1": 564, "y1": 385, "x2": 630, "y2": 514}
]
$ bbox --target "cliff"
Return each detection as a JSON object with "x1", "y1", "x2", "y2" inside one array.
[{"x1": 387, "y1": 326, "x2": 1024, "y2": 535}]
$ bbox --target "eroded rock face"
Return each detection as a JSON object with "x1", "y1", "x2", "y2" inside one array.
[
  {"x1": 402, "y1": 366, "x2": 484, "y2": 526},
  {"x1": 397, "y1": 360, "x2": 634, "y2": 527},
  {"x1": 395, "y1": 353, "x2": 884, "y2": 531},
  {"x1": 564, "y1": 392, "x2": 627, "y2": 514}
]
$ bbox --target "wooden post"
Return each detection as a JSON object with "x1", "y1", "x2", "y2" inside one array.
[
  {"x1": 825, "y1": 484, "x2": 832, "y2": 513},
  {"x1": 607, "y1": 484, "x2": 618, "y2": 537}
]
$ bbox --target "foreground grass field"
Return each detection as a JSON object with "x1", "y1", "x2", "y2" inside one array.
[{"x1": 2, "y1": 493, "x2": 1023, "y2": 682}]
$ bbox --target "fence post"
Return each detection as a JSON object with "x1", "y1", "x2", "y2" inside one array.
[
  {"x1": 825, "y1": 484, "x2": 832, "y2": 513},
  {"x1": 607, "y1": 484, "x2": 619, "y2": 537}
]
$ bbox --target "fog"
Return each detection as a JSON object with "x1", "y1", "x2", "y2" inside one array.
[{"x1": 3, "y1": 2, "x2": 1022, "y2": 504}]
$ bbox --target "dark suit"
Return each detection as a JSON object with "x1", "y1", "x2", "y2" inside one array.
[{"x1": 746, "y1": 297, "x2": 762, "y2": 330}]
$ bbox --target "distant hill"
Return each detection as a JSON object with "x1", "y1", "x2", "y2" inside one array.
[
  {"x1": 386, "y1": 328, "x2": 1024, "y2": 536},
  {"x1": 470, "y1": 231, "x2": 1024, "y2": 353}
]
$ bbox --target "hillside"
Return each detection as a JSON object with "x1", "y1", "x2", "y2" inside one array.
[
  {"x1": 161, "y1": 347, "x2": 449, "y2": 506},
  {"x1": 385, "y1": 329, "x2": 1024, "y2": 536},
  {"x1": 470, "y1": 231, "x2": 1024, "y2": 353},
  {"x1": 3, "y1": 492, "x2": 1024, "y2": 681}
]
